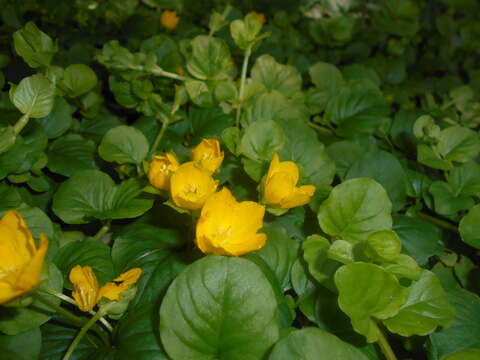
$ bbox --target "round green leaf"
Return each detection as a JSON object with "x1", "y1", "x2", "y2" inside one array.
[
  {"x1": 438, "y1": 127, "x2": 480, "y2": 163},
  {"x1": 251, "y1": 55, "x2": 302, "y2": 98},
  {"x1": 335, "y1": 262, "x2": 406, "y2": 342},
  {"x1": 35, "y1": 97, "x2": 75, "y2": 139},
  {"x1": 240, "y1": 120, "x2": 285, "y2": 162},
  {"x1": 318, "y1": 178, "x2": 393, "y2": 242},
  {"x1": 114, "y1": 303, "x2": 168, "y2": 359},
  {"x1": 444, "y1": 349, "x2": 480, "y2": 360},
  {"x1": 393, "y1": 216, "x2": 444, "y2": 266},
  {"x1": 186, "y1": 35, "x2": 232, "y2": 80},
  {"x1": 324, "y1": 88, "x2": 389, "y2": 137},
  {"x1": 309, "y1": 62, "x2": 344, "y2": 92},
  {"x1": 345, "y1": 150, "x2": 407, "y2": 211},
  {"x1": 159, "y1": 256, "x2": 280, "y2": 360},
  {"x1": 268, "y1": 327, "x2": 369, "y2": 360},
  {"x1": 10, "y1": 74, "x2": 55, "y2": 118},
  {"x1": 428, "y1": 289, "x2": 480, "y2": 359},
  {"x1": 383, "y1": 271, "x2": 455, "y2": 336},
  {"x1": 47, "y1": 134, "x2": 98, "y2": 177},
  {"x1": 53, "y1": 238, "x2": 115, "y2": 287},
  {"x1": 98, "y1": 125, "x2": 150, "y2": 164},
  {"x1": 251, "y1": 226, "x2": 297, "y2": 291},
  {"x1": 0, "y1": 327, "x2": 41, "y2": 360},
  {"x1": 365, "y1": 230, "x2": 402, "y2": 262},
  {"x1": 52, "y1": 170, "x2": 154, "y2": 224},
  {"x1": 62, "y1": 64, "x2": 98, "y2": 97},
  {"x1": 112, "y1": 223, "x2": 186, "y2": 308},
  {"x1": 13, "y1": 22, "x2": 56, "y2": 68},
  {"x1": 459, "y1": 204, "x2": 480, "y2": 249}
]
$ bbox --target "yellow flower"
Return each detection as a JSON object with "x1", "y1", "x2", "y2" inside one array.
[
  {"x1": 262, "y1": 153, "x2": 316, "y2": 209},
  {"x1": 196, "y1": 188, "x2": 266, "y2": 256},
  {"x1": 148, "y1": 153, "x2": 180, "y2": 191},
  {"x1": 0, "y1": 210, "x2": 48, "y2": 305},
  {"x1": 170, "y1": 161, "x2": 218, "y2": 210},
  {"x1": 160, "y1": 10, "x2": 180, "y2": 30},
  {"x1": 192, "y1": 138, "x2": 224, "y2": 173},
  {"x1": 249, "y1": 11, "x2": 266, "y2": 25},
  {"x1": 70, "y1": 265, "x2": 99, "y2": 312},
  {"x1": 70, "y1": 266, "x2": 141, "y2": 312},
  {"x1": 98, "y1": 268, "x2": 142, "y2": 301}
]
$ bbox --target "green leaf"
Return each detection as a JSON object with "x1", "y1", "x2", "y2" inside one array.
[
  {"x1": 15, "y1": 203, "x2": 54, "y2": 240},
  {"x1": 114, "y1": 303, "x2": 168, "y2": 359},
  {"x1": 13, "y1": 22, "x2": 57, "y2": 68},
  {"x1": 393, "y1": 216, "x2": 444, "y2": 266},
  {"x1": 0, "y1": 126, "x2": 16, "y2": 155},
  {"x1": 188, "y1": 107, "x2": 234, "y2": 144},
  {"x1": 53, "y1": 237, "x2": 115, "y2": 287},
  {"x1": 335, "y1": 262, "x2": 406, "y2": 342},
  {"x1": 302, "y1": 235, "x2": 340, "y2": 291},
  {"x1": 52, "y1": 170, "x2": 154, "y2": 224},
  {"x1": 186, "y1": 35, "x2": 232, "y2": 80},
  {"x1": 268, "y1": 327, "x2": 369, "y2": 360},
  {"x1": 318, "y1": 178, "x2": 393, "y2": 242},
  {"x1": 61, "y1": 64, "x2": 98, "y2": 97},
  {"x1": 364, "y1": 230, "x2": 402, "y2": 262},
  {"x1": 111, "y1": 223, "x2": 186, "y2": 308},
  {"x1": 429, "y1": 181, "x2": 474, "y2": 216},
  {"x1": 98, "y1": 125, "x2": 150, "y2": 164},
  {"x1": 324, "y1": 88, "x2": 389, "y2": 137},
  {"x1": 0, "y1": 263, "x2": 63, "y2": 335},
  {"x1": 0, "y1": 130, "x2": 48, "y2": 180},
  {"x1": 437, "y1": 127, "x2": 480, "y2": 163},
  {"x1": 0, "y1": 327, "x2": 41, "y2": 360},
  {"x1": 240, "y1": 120, "x2": 285, "y2": 162},
  {"x1": 444, "y1": 349, "x2": 480, "y2": 360},
  {"x1": 47, "y1": 134, "x2": 98, "y2": 177},
  {"x1": 40, "y1": 318, "x2": 110, "y2": 360},
  {"x1": 159, "y1": 256, "x2": 280, "y2": 360},
  {"x1": 230, "y1": 13, "x2": 263, "y2": 50},
  {"x1": 345, "y1": 150, "x2": 407, "y2": 211},
  {"x1": 428, "y1": 289, "x2": 480, "y2": 359},
  {"x1": 251, "y1": 55, "x2": 302, "y2": 98},
  {"x1": 309, "y1": 62, "x2": 344, "y2": 93},
  {"x1": 252, "y1": 226, "x2": 297, "y2": 291},
  {"x1": 459, "y1": 204, "x2": 480, "y2": 249},
  {"x1": 35, "y1": 97, "x2": 75, "y2": 139},
  {"x1": 279, "y1": 119, "x2": 335, "y2": 187},
  {"x1": 383, "y1": 270, "x2": 455, "y2": 336},
  {"x1": 449, "y1": 161, "x2": 480, "y2": 197},
  {"x1": 417, "y1": 144, "x2": 453, "y2": 171},
  {"x1": 10, "y1": 74, "x2": 56, "y2": 118},
  {"x1": 326, "y1": 140, "x2": 365, "y2": 179}
]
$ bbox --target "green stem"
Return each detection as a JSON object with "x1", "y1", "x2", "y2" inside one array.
[
  {"x1": 376, "y1": 327, "x2": 397, "y2": 360},
  {"x1": 13, "y1": 114, "x2": 29, "y2": 135},
  {"x1": 94, "y1": 220, "x2": 112, "y2": 241},
  {"x1": 62, "y1": 309, "x2": 105, "y2": 360},
  {"x1": 150, "y1": 114, "x2": 171, "y2": 158},
  {"x1": 32, "y1": 293, "x2": 110, "y2": 345},
  {"x1": 418, "y1": 211, "x2": 458, "y2": 233},
  {"x1": 150, "y1": 67, "x2": 185, "y2": 81},
  {"x1": 41, "y1": 288, "x2": 113, "y2": 332},
  {"x1": 235, "y1": 46, "x2": 252, "y2": 132}
]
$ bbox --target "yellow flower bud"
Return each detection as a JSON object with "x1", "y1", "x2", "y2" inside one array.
[
  {"x1": 170, "y1": 161, "x2": 218, "y2": 210},
  {"x1": 70, "y1": 266, "x2": 142, "y2": 312},
  {"x1": 148, "y1": 153, "x2": 180, "y2": 191},
  {"x1": 262, "y1": 153, "x2": 316, "y2": 209},
  {"x1": 249, "y1": 11, "x2": 266, "y2": 25},
  {"x1": 160, "y1": 10, "x2": 180, "y2": 30},
  {"x1": 0, "y1": 210, "x2": 48, "y2": 304},
  {"x1": 196, "y1": 188, "x2": 266, "y2": 256},
  {"x1": 192, "y1": 138, "x2": 224, "y2": 173},
  {"x1": 70, "y1": 265, "x2": 100, "y2": 312}
]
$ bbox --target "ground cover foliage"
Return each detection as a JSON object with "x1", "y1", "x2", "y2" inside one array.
[{"x1": 0, "y1": 0, "x2": 479, "y2": 359}]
